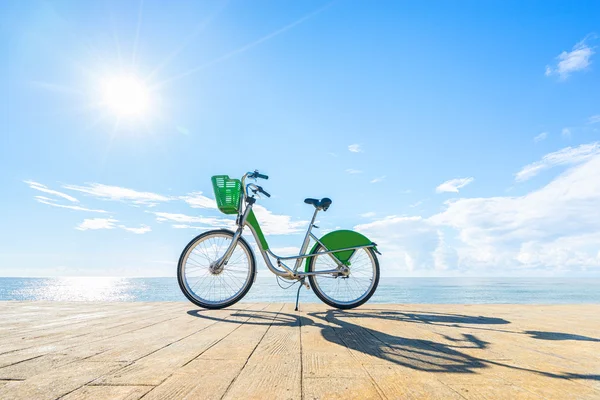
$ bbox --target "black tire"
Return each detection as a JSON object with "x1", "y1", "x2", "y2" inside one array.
[
  {"x1": 177, "y1": 229, "x2": 256, "y2": 309},
  {"x1": 308, "y1": 245, "x2": 380, "y2": 310}
]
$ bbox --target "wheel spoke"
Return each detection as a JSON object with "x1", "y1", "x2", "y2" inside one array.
[
  {"x1": 179, "y1": 232, "x2": 253, "y2": 307},
  {"x1": 310, "y1": 246, "x2": 378, "y2": 307}
]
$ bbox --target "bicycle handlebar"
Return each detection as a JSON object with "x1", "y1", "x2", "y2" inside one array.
[
  {"x1": 243, "y1": 171, "x2": 270, "y2": 201},
  {"x1": 248, "y1": 170, "x2": 268, "y2": 180}
]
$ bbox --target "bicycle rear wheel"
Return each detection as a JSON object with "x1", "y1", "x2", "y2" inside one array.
[
  {"x1": 308, "y1": 245, "x2": 379, "y2": 309},
  {"x1": 177, "y1": 229, "x2": 256, "y2": 309}
]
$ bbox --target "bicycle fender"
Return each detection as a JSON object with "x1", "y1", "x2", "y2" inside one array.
[{"x1": 304, "y1": 230, "x2": 376, "y2": 272}]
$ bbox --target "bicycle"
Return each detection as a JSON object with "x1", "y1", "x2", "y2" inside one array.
[{"x1": 177, "y1": 170, "x2": 381, "y2": 310}]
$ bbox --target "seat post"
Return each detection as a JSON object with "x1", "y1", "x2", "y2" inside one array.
[
  {"x1": 309, "y1": 208, "x2": 319, "y2": 227},
  {"x1": 295, "y1": 208, "x2": 319, "y2": 272}
]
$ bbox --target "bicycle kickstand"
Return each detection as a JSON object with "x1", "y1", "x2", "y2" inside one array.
[{"x1": 295, "y1": 277, "x2": 305, "y2": 312}]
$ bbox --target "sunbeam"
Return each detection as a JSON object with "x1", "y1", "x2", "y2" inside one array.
[
  {"x1": 145, "y1": 0, "x2": 229, "y2": 82},
  {"x1": 154, "y1": 1, "x2": 335, "y2": 88},
  {"x1": 131, "y1": 0, "x2": 144, "y2": 67}
]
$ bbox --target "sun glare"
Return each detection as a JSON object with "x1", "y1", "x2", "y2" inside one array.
[{"x1": 102, "y1": 75, "x2": 150, "y2": 117}]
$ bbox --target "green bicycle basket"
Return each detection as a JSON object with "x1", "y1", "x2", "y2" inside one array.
[{"x1": 211, "y1": 175, "x2": 242, "y2": 215}]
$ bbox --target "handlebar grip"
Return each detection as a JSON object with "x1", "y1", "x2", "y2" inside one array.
[
  {"x1": 255, "y1": 172, "x2": 269, "y2": 180},
  {"x1": 257, "y1": 186, "x2": 271, "y2": 198}
]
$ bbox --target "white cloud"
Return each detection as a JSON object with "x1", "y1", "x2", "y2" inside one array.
[
  {"x1": 409, "y1": 200, "x2": 424, "y2": 208},
  {"x1": 119, "y1": 225, "x2": 151, "y2": 234},
  {"x1": 252, "y1": 205, "x2": 308, "y2": 235},
  {"x1": 588, "y1": 115, "x2": 600, "y2": 124},
  {"x1": 355, "y1": 153, "x2": 600, "y2": 275},
  {"x1": 515, "y1": 142, "x2": 600, "y2": 182},
  {"x1": 355, "y1": 216, "x2": 455, "y2": 276},
  {"x1": 180, "y1": 192, "x2": 217, "y2": 209},
  {"x1": 348, "y1": 144, "x2": 362, "y2": 153},
  {"x1": 76, "y1": 218, "x2": 152, "y2": 234},
  {"x1": 360, "y1": 211, "x2": 376, "y2": 218},
  {"x1": 345, "y1": 169, "x2": 362, "y2": 174},
  {"x1": 35, "y1": 196, "x2": 108, "y2": 213},
  {"x1": 435, "y1": 177, "x2": 474, "y2": 193},
  {"x1": 545, "y1": 36, "x2": 595, "y2": 79},
  {"x1": 534, "y1": 132, "x2": 548, "y2": 142},
  {"x1": 562, "y1": 128, "x2": 571, "y2": 138},
  {"x1": 430, "y1": 154, "x2": 600, "y2": 272},
  {"x1": 25, "y1": 181, "x2": 79, "y2": 203},
  {"x1": 271, "y1": 246, "x2": 301, "y2": 256},
  {"x1": 370, "y1": 176, "x2": 386, "y2": 184},
  {"x1": 171, "y1": 224, "x2": 216, "y2": 230},
  {"x1": 151, "y1": 211, "x2": 234, "y2": 228},
  {"x1": 76, "y1": 218, "x2": 118, "y2": 231},
  {"x1": 64, "y1": 183, "x2": 171, "y2": 206}
]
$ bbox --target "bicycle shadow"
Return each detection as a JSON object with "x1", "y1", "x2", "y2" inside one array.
[
  {"x1": 186, "y1": 307, "x2": 598, "y2": 381},
  {"x1": 311, "y1": 309, "x2": 487, "y2": 373},
  {"x1": 524, "y1": 331, "x2": 600, "y2": 342}
]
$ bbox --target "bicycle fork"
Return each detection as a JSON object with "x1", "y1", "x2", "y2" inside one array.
[{"x1": 211, "y1": 229, "x2": 243, "y2": 273}]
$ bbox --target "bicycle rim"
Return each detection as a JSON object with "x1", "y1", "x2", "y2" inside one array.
[
  {"x1": 180, "y1": 231, "x2": 253, "y2": 307},
  {"x1": 309, "y1": 246, "x2": 378, "y2": 307}
]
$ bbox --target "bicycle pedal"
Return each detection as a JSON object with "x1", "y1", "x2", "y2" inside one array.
[{"x1": 303, "y1": 281, "x2": 310, "y2": 290}]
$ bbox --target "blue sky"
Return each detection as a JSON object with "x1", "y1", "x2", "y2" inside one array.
[{"x1": 1, "y1": 0, "x2": 599, "y2": 277}]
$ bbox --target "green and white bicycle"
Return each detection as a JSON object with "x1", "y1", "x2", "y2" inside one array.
[{"x1": 177, "y1": 170, "x2": 381, "y2": 310}]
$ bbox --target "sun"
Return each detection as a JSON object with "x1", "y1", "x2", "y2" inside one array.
[{"x1": 101, "y1": 75, "x2": 150, "y2": 117}]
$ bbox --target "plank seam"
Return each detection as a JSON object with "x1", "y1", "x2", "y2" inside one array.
[
  {"x1": 299, "y1": 310, "x2": 304, "y2": 400},
  {"x1": 353, "y1": 317, "x2": 472, "y2": 400},
  {"x1": 325, "y1": 313, "x2": 387, "y2": 400},
  {"x1": 90, "y1": 303, "x2": 260, "y2": 382},
  {"x1": 55, "y1": 362, "x2": 135, "y2": 400},
  {"x1": 0, "y1": 303, "x2": 185, "y2": 353},
  {"x1": 0, "y1": 306, "x2": 185, "y2": 358},
  {"x1": 136, "y1": 303, "x2": 266, "y2": 399},
  {"x1": 219, "y1": 303, "x2": 285, "y2": 400}
]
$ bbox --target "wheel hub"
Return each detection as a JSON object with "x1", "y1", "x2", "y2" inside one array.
[{"x1": 209, "y1": 261, "x2": 224, "y2": 275}]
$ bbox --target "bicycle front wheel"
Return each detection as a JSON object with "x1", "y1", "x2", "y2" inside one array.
[
  {"x1": 177, "y1": 229, "x2": 256, "y2": 309},
  {"x1": 308, "y1": 245, "x2": 379, "y2": 309}
]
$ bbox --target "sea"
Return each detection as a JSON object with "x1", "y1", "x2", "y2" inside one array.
[{"x1": 1, "y1": 277, "x2": 599, "y2": 304}]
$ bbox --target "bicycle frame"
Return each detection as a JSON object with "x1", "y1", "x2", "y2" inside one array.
[{"x1": 214, "y1": 175, "x2": 376, "y2": 280}]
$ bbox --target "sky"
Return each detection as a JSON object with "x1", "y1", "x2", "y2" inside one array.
[{"x1": 1, "y1": 0, "x2": 600, "y2": 277}]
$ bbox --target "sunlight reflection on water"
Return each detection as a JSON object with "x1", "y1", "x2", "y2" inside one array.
[
  {"x1": 13, "y1": 277, "x2": 139, "y2": 301},
  {"x1": 1, "y1": 277, "x2": 599, "y2": 303}
]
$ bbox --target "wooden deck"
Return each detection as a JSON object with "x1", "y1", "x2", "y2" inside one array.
[{"x1": 0, "y1": 302, "x2": 598, "y2": 399}]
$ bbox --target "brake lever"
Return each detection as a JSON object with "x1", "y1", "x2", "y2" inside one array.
[{"x1": 256, "y1": 185, "x2": 271, "y2": 198}]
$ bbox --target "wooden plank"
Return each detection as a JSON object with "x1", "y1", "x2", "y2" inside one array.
[
  {"x1": 61, "y1": 385, "x2": 151, "y2": 400},
  {"x1": 0, "y1": 303, "x2": 167, "y2": 347},
  {"x1": 197, "y1": 303, "x2": 284, "y2": 361},
  {"x1": 0, "y1": 308, "x2": 184, "y2": 368},
  {"x1": 142, "y1": 303, "x2": 284, "y2": 400},
  {"x1": 303, "y1": 377, "x2": 382, "y2": 400},
  {"x1": 446, "y1": 383, "x2": 543, "y2": 400},
  {"x1": 0, "y1": 303, "x2": 182, "y2": 351},
  {"x1": 221, "y1": 303, "x2": 300, "y2": 400},
  {"x1": 141, "y1": 358, "x2": 246, "y2": 400},
  {"x1": 0, "y1": 361, "x2": 126, "y2": 400},
  {"x1": 95, "y1": 303, "x2": 261, "y2": 385},
  {"x1": 85, "y1": 307, "x2": 246, "y2": 363},
  {"x1": 0, "y1": 354, "x2": 78, "y2": 380},
  {"x1": 300, "y1": 305, "x2": 375, "y2": 378}
]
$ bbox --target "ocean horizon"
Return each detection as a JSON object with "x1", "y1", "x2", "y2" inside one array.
[{"x1": 1, "y1": 277, "x2": 599, "y2": 304}]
